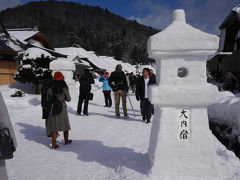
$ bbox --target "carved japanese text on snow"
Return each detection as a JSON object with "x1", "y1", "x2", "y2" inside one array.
[
  {"x1": 178, "y1": 109, "x2": 191, "y2": 141},
  {"x1": 147, "y1": 9, "x2": 220, "y2": 179}
]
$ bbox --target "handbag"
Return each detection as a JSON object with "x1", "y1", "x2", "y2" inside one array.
[
  {"x1": 0, "y1": 127, "x2": 16, "y2": 160},
  {"x1": 89, "y1": 93, "x2": 94, "y2": 101},
  {"x1": 51, "y1": 95, "x2": 63, "y2": 116}
]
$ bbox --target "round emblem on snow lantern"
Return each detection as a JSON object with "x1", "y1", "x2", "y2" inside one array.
[{"x1": 177, "y1": 67, "x2": 188, "y2": 78}]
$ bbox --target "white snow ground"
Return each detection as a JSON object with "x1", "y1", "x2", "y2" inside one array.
[{"x1": 0, "y1": 83, "x2": 240, "y2": 180}]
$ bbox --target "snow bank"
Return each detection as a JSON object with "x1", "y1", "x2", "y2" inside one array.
[
  {"x1": 50, "y1": 59, "x2": 76, "y2": 85},
  {"x1": 50, "y1": 58, "x2": 76, "y2": 71},
  {"x1": 208, "y1": 91, "x2": 240, "y2": 132}
]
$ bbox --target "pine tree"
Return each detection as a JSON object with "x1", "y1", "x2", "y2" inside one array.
[{"x1": 14, "y1": 53, "x2": 54, "y2": 94}]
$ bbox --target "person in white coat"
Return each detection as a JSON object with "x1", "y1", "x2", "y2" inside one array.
[{"x1": 0, "y1": 91, "x2": 17, "y2": 180}]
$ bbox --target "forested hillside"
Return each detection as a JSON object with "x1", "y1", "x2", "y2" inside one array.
[{"x1": 0, "y1": 1, "x2": 159, "y2": 64}]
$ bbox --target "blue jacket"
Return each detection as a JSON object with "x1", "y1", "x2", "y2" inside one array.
[{"x1": 99, "y1": 77, "x2": 112, "y2": 91}]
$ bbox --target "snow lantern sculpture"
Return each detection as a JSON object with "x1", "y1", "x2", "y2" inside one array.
[
  {"x1": 147, "y1": 10, "x2": 220, "y2": 179},
  {"x1": 50, "y1": 58, "x2": 76, "y2": 85}
]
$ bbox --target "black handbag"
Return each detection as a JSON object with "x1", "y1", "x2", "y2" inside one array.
[
  {"x1": 89, "y1": 93, "x2": 94, "y2": 101},
  {"x1": 0, "y1": 127, "x2": 16, "y2": 160},
  {"x1": 51, "y1": 95, "x2": 63, "y2": 116}
]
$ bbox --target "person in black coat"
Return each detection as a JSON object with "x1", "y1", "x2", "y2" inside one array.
[
  {"x1": 135, "y1": 68, "x2": 156, "y2": 123},
  {"x1": 77, "y1": 69, "x2": 95, "y2": 116},
  {"x1": 129, "y1": 72, "x2": 137, "y2": 93},
  {"x1": 108, "y1": 64, "x2": 129, "y2": 118},
  {"x1": 41, "y1": 71, "x2": 53, "y2": 136}
]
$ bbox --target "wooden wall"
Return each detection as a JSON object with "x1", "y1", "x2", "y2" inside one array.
[{"x1": 0, "y1": 60, "x2": 17, "y2": 85}]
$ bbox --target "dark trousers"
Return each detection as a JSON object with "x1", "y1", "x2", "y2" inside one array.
[
  {"x1": 130, "y1": 84, "x2": 136, "y2": 93},
  {"x1": 140, "y1": 98, "x2": 153, "y2": 121},
  {"x1": 103, "y1": 90, "x2": 112, "y2": 107},
  {"x1": 77, "y1": 95, "x2": 89, "y2": 115}
]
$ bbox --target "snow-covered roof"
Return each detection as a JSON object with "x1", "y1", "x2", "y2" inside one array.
[
  {"x1": 148, "y1": 9, "x2": 219, "y2": 58},
  {"x1": 8, "y1": 30, "x2": 39, "y2": 44},
  {"x1": 23, "y1": 47, "x2": 53, "y2": 60},
  {"x1": 219, "y1": 4, "x2": 240, "y2": 29},
  {"x1": 232, "y1": 4, "x2": 240, "y2": 13},
  {"x1": 56, "y1": 47, "x2": 107, "y2": 70},
  {"x1": 99, "y1": 56, "x2": 135, "y2": 73},
  {"x1": 50, "y1": 58, "x2": 76, "y2": 71},
  {"x1": 56, "y1": 47, "x2": 136, "y2": 72},
  {"x1": 0, "y1": 32, "x2": 24, "y2": 53}
]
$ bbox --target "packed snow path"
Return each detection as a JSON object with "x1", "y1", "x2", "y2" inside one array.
[
  {"x1": 0, "y1": 83, "x2": 239, "y2": 180},
  {"x1": 1, "y1": 84, "x2": 151, "y2": 180}
]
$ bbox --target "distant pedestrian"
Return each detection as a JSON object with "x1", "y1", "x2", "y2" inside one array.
[
  {"x1": 47, "y1": 72, "x2": 72, "y2": 149},
  {"x1": 126, "y1": 73, "x2": 130, "y2": 88},
  {"x1": 0, "y1": 91, "x2": 17, "y2": 180},
  {"x1": 135, "y1": 68, "x2": 156, "y2": 123},
  {"x1": 77, "y1": 69, "x2": 95, "y2": 116},
  {"x1": 109, "y1": 64, "x2": 129, "y2": 118},
  {"x1": 150, "y1": 69, "x2": 156, "y2": 83},
  {"x1": 129, "y1": 72, "x2": 137, "y2": 93},
  {"x1": 99, "y1": 72, "x2": 112, "y2": 107},
  {"x1": 41, "y1": 71, "x2": 53, "y2": 137}
]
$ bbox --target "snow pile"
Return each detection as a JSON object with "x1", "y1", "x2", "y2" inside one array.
[
  {"x1": 50, "y1": 58, "x2": 76, "y2": 85},
  {"x1": 50, "y1": 58, "x2": 76, "y2": 71},
  {"x1": 208, "y1": 91, "x2": 240, "y2": 133},
  {"x1": 23, "y1": 47, "x2": 53, "y2": 60},
  {"x1": 22, "y1": 64, "x2": 32, "y2": 69}
]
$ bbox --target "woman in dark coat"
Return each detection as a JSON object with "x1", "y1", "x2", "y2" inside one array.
[
  {"x1": 47, "y1": 72, "x2": 71, "y2": 149},
  {"x1": 77, "y1": 69, "x2": 95, "y2": 116},
  {"x1": 41, "y1": 71, "x2": 53, "y2": 136}
]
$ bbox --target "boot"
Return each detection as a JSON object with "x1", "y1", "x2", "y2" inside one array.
[
  {"x1": 51, "y1": 132, "x2": 59, "y2": 149},
  {"x1": 64, "y1": 131, "x2": 72, "y2": 145}
]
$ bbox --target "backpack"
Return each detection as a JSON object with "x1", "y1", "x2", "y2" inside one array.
[
  {"x1": 51, "y1": 95, "x2": 63, "y2": 116},
  {"x1": 110, "y1": 80, "x2": 123, "y2": 91},
  {"x1": 0, "y1": 127, "x2": 16, "y2": 160}
]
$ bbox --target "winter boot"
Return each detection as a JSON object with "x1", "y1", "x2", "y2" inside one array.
[
  {"x1": 64, "y1": 131, "x2": 72, "y2": 145},
  {"x1": 51, "y1": 132, "x2": 59, "y2": 149}
]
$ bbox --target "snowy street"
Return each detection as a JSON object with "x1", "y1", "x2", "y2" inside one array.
[
  {"x1": 1, "y1": 83, "x2": 151, "y2": 180},
  {"x1": 0, "y1": 83, "x2": 240, "y2": 180}
]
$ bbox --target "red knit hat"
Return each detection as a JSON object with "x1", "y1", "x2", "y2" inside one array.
[
  {"x1": 105, "y1": 72, "x2": 109, "y2": 76},
  {"x1": 53, "y1": 71, "x2": 65, "y2": 81}
]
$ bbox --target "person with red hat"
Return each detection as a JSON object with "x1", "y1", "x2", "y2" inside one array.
[
  {"x1": 47, "y1": 71, "x2": 72, "y2": 149},
  {"x1": 99, "y1": 71, "x2": 112, "y2": 107}
]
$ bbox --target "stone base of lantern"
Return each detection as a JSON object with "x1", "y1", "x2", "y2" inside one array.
[{"x1": 148, "y1": 106, "x2": 219, "y2": 180}]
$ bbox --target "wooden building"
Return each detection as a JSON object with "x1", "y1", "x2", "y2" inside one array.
[
  {"x1": 208, "y1": 5, "x2": 240, "y2": 81},
  {"x1": 0, "y1": 22, "x2": 24, "y2": 85}
]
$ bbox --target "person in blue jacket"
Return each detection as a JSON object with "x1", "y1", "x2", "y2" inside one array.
[{"x1": 99, "y1": 72, "x2": 112, "y2": 107}]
